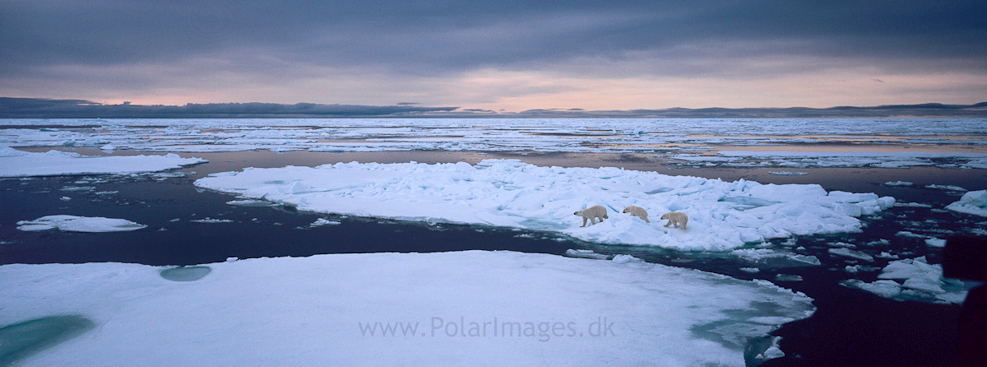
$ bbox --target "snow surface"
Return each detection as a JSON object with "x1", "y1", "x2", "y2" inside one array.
[
  {"x1": 0, "y1": 251, "x2": 815, "y2": 366},
  {"x1": 0, "y1": 145, "x2": 204, "y2": 177},
  {"x1": 195, "y1": 159, "x2": 894, "y2": 250},
  {"x1": 16, "y1": 215, "x2": 146, "y2": 232},
  {"x1": 841, "y1": 256, "x2": 969, "y2": 304},
  {"x1": 946, "y1": 190, "x2": 987, "y2": 217}
]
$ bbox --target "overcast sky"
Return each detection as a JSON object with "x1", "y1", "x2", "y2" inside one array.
[{"x1": 2, "y1": 0, "x2": 985, "y2": 112}]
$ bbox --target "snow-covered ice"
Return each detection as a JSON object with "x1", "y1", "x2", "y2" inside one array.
[
  {"x1": 0, "y1": 250, "x2": 815, "y2": 366},
  {"x1": 195, "y1": 159, "x2": 894, "y2": 250},
  {"x1": 16, "y1": 215, "x2": 146, "y2": 232},
  {"x1": 842, "y1": 256, "x2": 970, "y2": 304},
  {"x1": 946, "y1": 190, "x2": 987, "y2": 217},
  {"x1": 0, "y1": 145, "x2": 204, "y2": 177}
]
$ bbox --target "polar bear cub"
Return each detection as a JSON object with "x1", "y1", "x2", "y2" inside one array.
[
  {"x1": 574, "y1": 205, "x2": 608, "y2": 227},
  {"x1": 622, "y1": 206, "x2": 650, "y2": 223},
  {"x1": 660, "y1": 212, "x2": 688, "y2": 230}
]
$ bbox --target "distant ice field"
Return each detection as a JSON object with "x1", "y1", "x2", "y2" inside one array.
[{"x1": 2, "y1": 118, "x2": 985, "y2": 169}]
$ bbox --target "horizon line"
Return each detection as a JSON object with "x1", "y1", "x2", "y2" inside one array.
[{"x1": 1, "y1": 97, "x2": 986, "y2": 119}]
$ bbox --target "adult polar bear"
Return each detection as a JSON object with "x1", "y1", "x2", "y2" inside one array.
[
  {"x1": 574, "y1": 205, "x2": 608, "y2": 227},
  {"x1": 660, "y1": 212, "x2": 688, "y2": 230}
]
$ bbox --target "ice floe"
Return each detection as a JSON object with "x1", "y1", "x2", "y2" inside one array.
[
  {"x1": 946, "y1": 190, "x2": 987, "y2": 217},
  {"x1": 0, "y1": 251, "x2": 815, "y2": 366},
  {"x1": 195, "y1": 159, "x2": 895, "y2": 250},
  {"x1": 842, "y1": 256, "x2": 970, "y2": 304},
  {"x1": 16, "y1": 215, "x2": 146, "y2": 232},
  {"x1": 0, "y1": 145, "x2": 205, "y2": 177}
]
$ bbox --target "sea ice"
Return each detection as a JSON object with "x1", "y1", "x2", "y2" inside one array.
[
  {"x1": 308, "y1": 218, "x2": 341, "y2": 227},
  {"x1": 0, "y1": 145, "x2": 205, "y2": 177},
  {"x1": 16, "y1": 215, "x2": 146, "y2": 232},
  {"x1": 926, "y1": 184, "x2": 967, "y2": 192},
  {"x1": 842, "y1": 256, "x2": 969, "y2": 304},
  {"x1": 563, "y1": 249, "x2": 612, "y2": 260},
  {"x1": 3, "y1": 118, "x2": 984, "y2": 169},
  {"x1": 884, "y1": 181, "x2": 913, "y2": 186},
  {"x1": 731, "y1": 248, "x2": 822, "y2": 267},
  {"x1": 828, "y1": 248, "x2": 874, "y2": 262},
  {"x1": 768, "y1": 171, "x2": 808, "y2": 176},
  {"x1": 946, "y1": 190, "x2": 987, "y2": 217},
  {"x1": 0, "y1": 251, "x2": 815, "y2": 366},
  {"x1": 195, "y1": 159, "x2": 894, "y2": 250},
  {"x1": 189, "y1": 218, "x2": 234, "y2": 224}
]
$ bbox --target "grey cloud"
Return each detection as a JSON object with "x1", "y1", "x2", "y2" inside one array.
[
  {"x1": 3, "y1": 1, "x2": 985, "y2": 74},
  {"x1": 2, "y1": 0, "x2": 985, "y2": 106}
]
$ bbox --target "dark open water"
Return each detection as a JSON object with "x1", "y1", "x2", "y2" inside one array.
[{"x1": 2, "y1": 151, "x2": 985, "y2": 366}]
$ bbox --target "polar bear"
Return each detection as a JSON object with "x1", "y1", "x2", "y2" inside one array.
[
  {"x1": 660, "y1": 212, "x2": 688, "y2": 230},
  {"x1": 622, "y1": 206, "x2": 650, "y2": 223},
  {"x1": 574, "y1": 205, "x2": 608, "y2": 227}
]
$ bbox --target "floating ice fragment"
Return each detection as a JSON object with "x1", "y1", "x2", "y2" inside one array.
[
  {"x1": 611, "y1": 254, "x2": 642, "y2": 263},
  {"x1": 884, "y1": 181, "x2": 914, "y2": 186},
  {"x1": 946, "y1": 190, "x2": 987, "y2": 217},
  {"x1": 190, "y1": 218, "x2": 234, "y2": 223},
  {"x1": 768, "y1": 171, "x2": 808, "y2": 176},
  {"x1": 875, "y1": 251, "x2": 899, "y2": 259},
  {"x1": 744, "y1": 336, "x2": 785, "y2": 366},
  {"x1": 926, "y1": 184, "x2": 967, "y2": 192},
  {"x1": 309, "y1": 218, "x2": 341, "y2": 227},
  {"x1": 0, "y1": 146, "x2": 205, "y2": 177},
  {"x1": 226, "y1": 199, "x2": 279, "y2": 207},
  {"x1": 563, "y1": 249, "x2": 612, "y2": 260},
  {"x1": 774, "y1": 274, "x2": 803, "y2": 282},
  {"x1": 16, "y1": 215, "x2": 146, "y2": 232},
  {"x1": 732, "y1": 248, "x2": 822, "y2": 267},
  {"x1": 828, "y1": 248, "x2": 874, "y2": 261},
  {"x1": 843, "y1": 256, "x2": 970, "y2": 304}
]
